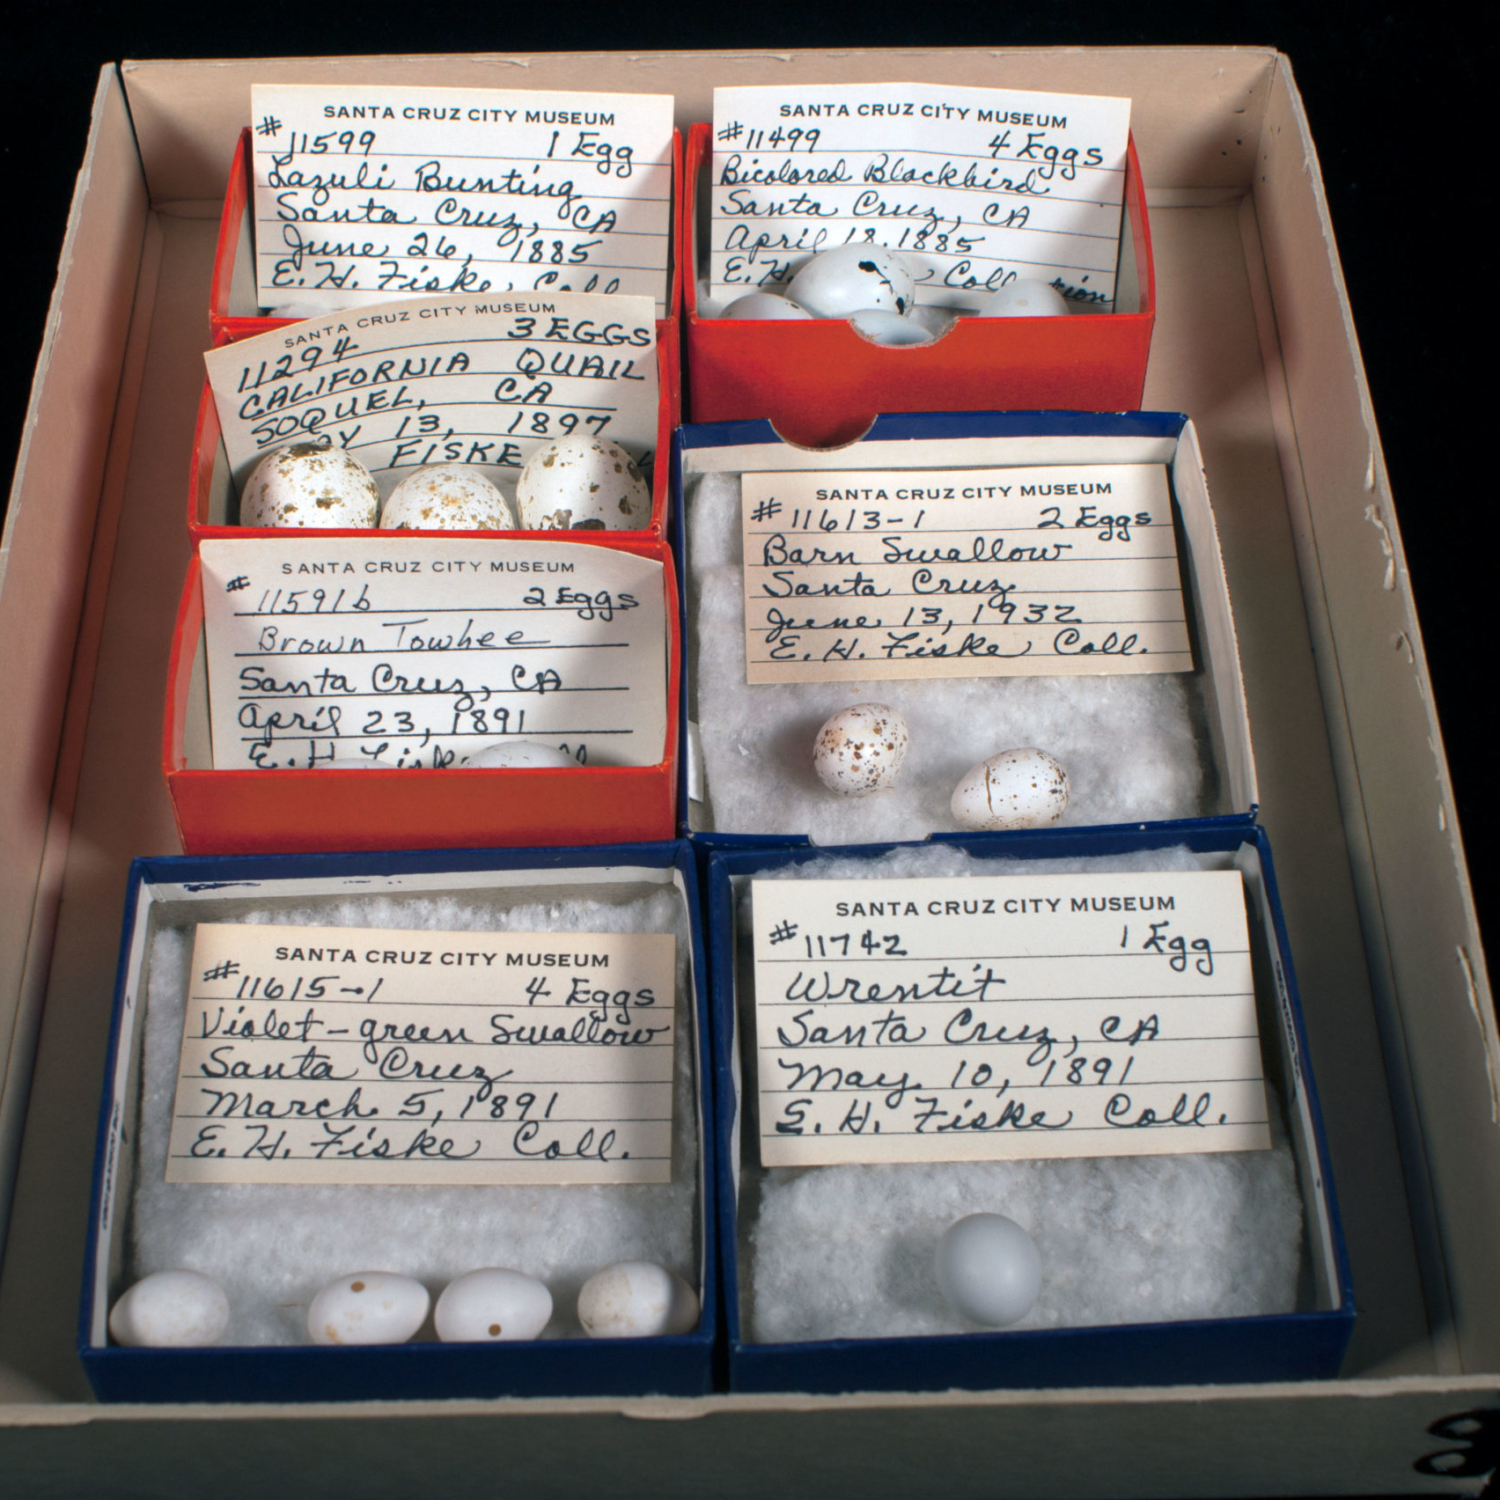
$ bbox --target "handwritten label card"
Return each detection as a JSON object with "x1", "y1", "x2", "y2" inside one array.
[
  {"x1": 250, "y1": 85, "x2": 673, "y2": 315},
  {"x1": 750, "y1": 872, "x2": 1270, "y2": 1168},
  {"x1": 740, "y1": 464, "x2": 1189, "y2": 683},
  {"x1": 711, "y1": 83, "x2": 1130, "y2": 310},
  {"x1": 204, "y1": 290, "x2": 659, "y2": 494},
  {"x1": 200, "y1": 536, "x2": 666, "y2": 770},
  {"x1": 168, "y1": 922, "x2": 677, "y2": 1185}
]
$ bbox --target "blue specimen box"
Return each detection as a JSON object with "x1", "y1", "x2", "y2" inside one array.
[
  {"x1": 81, "y1": 842, "x2": 716, "y2": 1403},
  {"x1": 705, "y1": 822, "x2": 1354, "y2": 1394},
  {"x1": 671, "y1": 410, "x2": 1258, "y2": 854}
]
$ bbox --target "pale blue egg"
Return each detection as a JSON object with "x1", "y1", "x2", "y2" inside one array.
[
  {"x1": 787, "y1": 244, "x2": 917, "y2": 318},
  {"x1": 977, "y1": 280, "x2": 1071, "y2": 318},
  {"x1": 935, "y1": 1213, "x2": 1041, "y2": 1326},
  {"x1": 849, "y1": 309, "x2": 934, "y2": 346},
  {"x1": 720, "y1": 292, "x2": 815, "y2": 319}
]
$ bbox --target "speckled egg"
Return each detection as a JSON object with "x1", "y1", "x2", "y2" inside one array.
[
  {"x1": 108, "y1": 1270, "x2": 230, "y2": 1348},
  {"x1": 786, "y1": 244, "x2": 916, "y2": 318},
  {"x1": 849, "y1": 309, "x2": 934, "y2": 346},
  {"x1": 813, "y1": 703, "x2": 910, "y2": 796},
  {"x1": 977, "y1": 279, "x2": 1071, "y2": 318},
  {"x1": 577, "y1": 1262, "x2": 699, "y2": 1339},
  {"x1": 434, "y1": 1268, "x2": 553, "y2": 1343},
  {"x1": 720, "y1": 291, "x2": 815, "y2": 319},
  {"x1": 463, "y1": 740, "x2": 578, "y2": 768},
  {"x1": 516, "y1": 435, "x2": 651, "y2": 531},
  {"x1": 240, "y1": 442, "x2": 381, "y2": 528},
  {"x1": 950, "y1": 748, "x2": 1069, "y2": 830},
  {"x1": 935, "y1": 1214, "x2": 1041, "y2": 1327},
  {"x1": 381, "y1": 463, "x2": 516, "y2": 531},
  {"x1": 307, "y1": 1271, "x2": 429, "y2": 1346}
]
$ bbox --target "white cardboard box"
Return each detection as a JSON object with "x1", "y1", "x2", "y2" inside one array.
[{"x1": 0, "y1": 49, "x2": 1496, "y2": 1497}]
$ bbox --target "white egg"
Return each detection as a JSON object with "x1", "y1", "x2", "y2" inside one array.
[
  {"x1": 434, "y1": 1268, "x2": 553, "y2": 1343},
  {"x1": 108, "y1": 1270, "x2": 230, "y2": 1348},
  {"x1": 516, "y1": 435, "x2": 651, "y2": 531},
  {"x1": 950, "y1": 748, "x2": 1069, "y2": 830},
  {"x1": 240, "y1": 442, "x2": 380, "y2": 528},
  {"x1": 381, "y1": 463, "x2": 516, "y2": 531},
  {"x1": 577, "y1": 1262, "x2": 699, "y2": 1339},
  {"x1": 720, "y1": 292, "x2": 815, "y2": 319},
  {"x1": 849, "y1": 309, "x2": 934, "y2": 347},
  {"x1": 463, "y1": 740, "x2": 578, "y2": 768},
  {"x1": 977, "y1": 279, "x2": 1071, "y2": 318},
  {"x1": 935, "y1": 1214, "x2": 1041, "y2": 1327},
  {"x1": 813, "y1": 703, "x2": 909, "y2": 796},
  {"x1": 307, "y1": 1272, "x2": 429, "y2": 1346},
  {"x1": 786, "y1": 244, "x2": 916, "y2": 318}
]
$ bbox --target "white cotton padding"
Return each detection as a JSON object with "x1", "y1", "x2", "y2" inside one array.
[
  {"x1": 127, "y1": 888, "x2": 698, "y2": 1346},
  {"x1": 736, "y1": 846, "x2": 1305, "y2": 1343},
  {"x1": 686, "y1": 471, "x2": 1217, "y2": 842}
]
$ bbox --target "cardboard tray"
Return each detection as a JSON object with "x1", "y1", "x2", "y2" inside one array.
[
  {"x1": 705, "y1": 823, "x2": 1354, "y2": 1394},
  {"x1": 2, "y1": 48, "x2": 1497, "y2": 1499},
  {"x1": 80, "y1": 842, "x2": 717, "y2": 1403},
  {"x1": 682, "y1": 122, "x2": 1155, "y2": 447}
]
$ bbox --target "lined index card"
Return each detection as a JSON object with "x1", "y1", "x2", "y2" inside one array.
[
  {"x1": 711, "y1": 82, "x2": 1131, "y2": 310},
  {"x1": 204, "y1": 291, "x2": 659, "y2": 496},
  {"x1": 251, "y1": 85, "x2": 674, "y2": 316},
  {"x1": 750, "y1": 872, "x2": 1270, "y2": 1168},
  {"x1": 739, "y1": 464, "x2": 1190, "y2": 683},
  {"x1": 199, "y1": 536, "x2": 667, "y2": 771},
  {"x1": 169, "y1": 922, "x2": 677, "y2": 1185}
]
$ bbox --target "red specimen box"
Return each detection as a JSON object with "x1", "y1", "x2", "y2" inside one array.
[
  {"x1": 189, "y1": 325, "x2": 681, "y2": 549},
  {"x1": 210, "y1": 126, "x2": 685, "y2": 341},
  {"x1": 681, "y1": 123, "x2": 1155, "y2": 448},
  {"x1": 162, "y1": 541, "x2": 681, "y2": 855},
  {"x1": 203, "y1": 125, "x2": 685, "y2": 545}
]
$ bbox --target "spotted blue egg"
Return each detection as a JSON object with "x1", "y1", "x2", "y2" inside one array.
[{"x1": 786, "y1": 244, "x2": 916, "y2": 318}]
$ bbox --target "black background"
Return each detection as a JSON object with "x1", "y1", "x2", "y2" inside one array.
[{"x1": 0, "y1": 11, "x2": 1492, "y2": 1492}]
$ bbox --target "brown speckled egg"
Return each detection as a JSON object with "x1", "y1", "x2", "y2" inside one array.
[
  {"x1": 380, "y1": 463, "x2": 516, "y2": 531},
  {"x1": 950, "y1": 748, "x2": 1069, "y2": 830},
  {"x1": 515, "y1": 435, "x2": 651, "y2": 531},
  {"x1": 813, "y1": 703, "x2": 909, "y2": 795},
  {"x1": 240, "y1": 442, "x2": 380, "y2": 529}
]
